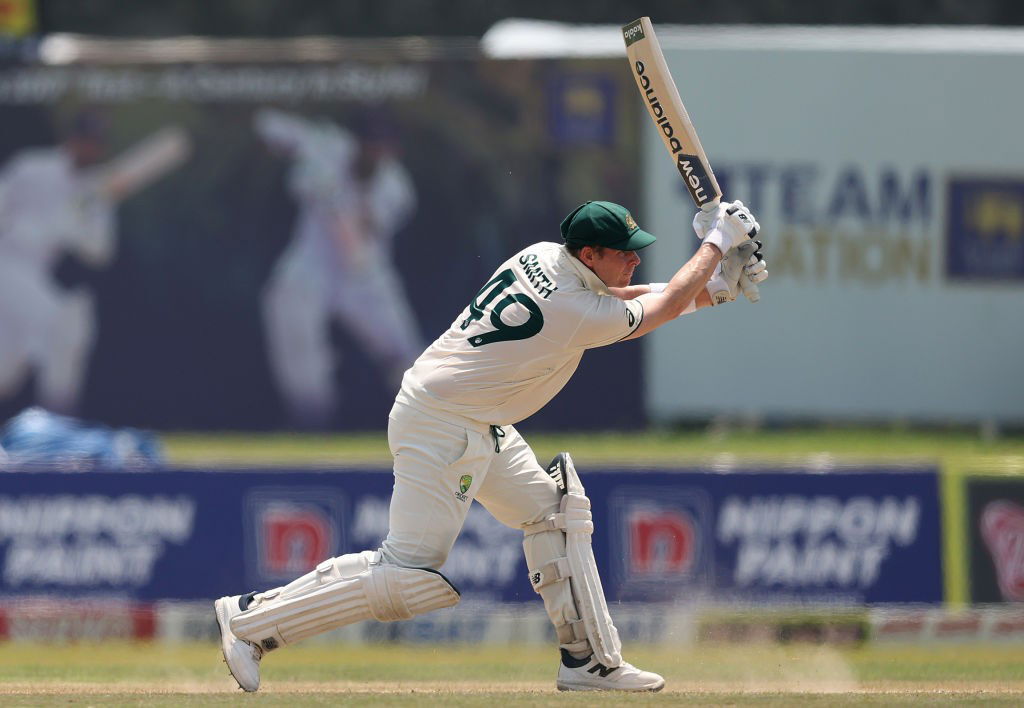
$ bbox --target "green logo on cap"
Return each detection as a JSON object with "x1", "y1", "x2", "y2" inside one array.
[{"x1": 459, "y1": 475, "x2": 473, "y2": 494}]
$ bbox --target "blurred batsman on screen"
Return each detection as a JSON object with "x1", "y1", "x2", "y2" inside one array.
[
  {"x1": 0, "y1": 111, "x2": 189, "y2": 415},
  {"x1": 217, "y1": 198, "x2": 768, "y2": 692},
  {"x1": 254, "y1": 108, "x2": 422, "y2": 428}
]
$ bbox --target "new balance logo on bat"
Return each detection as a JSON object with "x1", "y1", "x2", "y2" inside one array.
[
  {"x1": 633, "y1": 60, "x2": 714, "y2": 206},
  {"x1": 677, "y1": 155, "x2": 713, "y2": 206}
]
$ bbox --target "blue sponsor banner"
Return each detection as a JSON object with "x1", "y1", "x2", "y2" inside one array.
[
  {"x1": 946, "y1": 176, "x2": 1024, "y2": 280},
  {"x1": 0, "y1": 465, "x2": 942, "y2": 605},
  {"x1": 0, "y1": 469, "x2": 527, "y2": 603},
  {"x1": 591, "y1": 468, "x2": 944, "y2": 605}
]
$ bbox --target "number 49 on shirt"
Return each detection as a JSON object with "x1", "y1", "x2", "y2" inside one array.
[{"x1": 460, "y1": 269, "x2": 544, "y2": 347}]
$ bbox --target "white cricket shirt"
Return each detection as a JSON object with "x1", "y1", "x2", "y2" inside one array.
[
  {"x1": 397, "y1": 242, "x2": 643, "y2": 426},
  {"x1": 0, "y1": 147, "x2": 115, "y2": 269},
  {"x1": 254, "y1": 109, "x2": 416, "y2": 272}
]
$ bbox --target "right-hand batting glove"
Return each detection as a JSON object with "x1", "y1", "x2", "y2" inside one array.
[
  {"x1": 706, "y1": 239, "x2": 768, "y2": 305},
  {"x1": 738, "y1": 251, "x2": 768, "y2": 303},
  {"x1": 692, "y1": 200, "x2": 760, "y2": 256}
]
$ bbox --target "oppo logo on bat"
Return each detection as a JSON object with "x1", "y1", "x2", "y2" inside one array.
[
  {"x1": 633, "y1": 60, "x2": 713, "y2": 205},
  {"x1": 622, "y1": 21, "x2": 645, "y2": 46}
]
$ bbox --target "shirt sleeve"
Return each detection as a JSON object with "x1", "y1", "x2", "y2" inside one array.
[
  {"x1": 567, "y1": 293, "x2": 644, "y2": 349},
  {"x1": 252, "y1": 109, "x2": 313, "y2": 152}
]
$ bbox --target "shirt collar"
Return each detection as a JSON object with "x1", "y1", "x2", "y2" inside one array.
[{"x1": 559, "y1": 244, "x2": 609, "y2": 295}]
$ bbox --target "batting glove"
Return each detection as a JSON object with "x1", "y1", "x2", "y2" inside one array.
[
  {"x1": 738, "y1": 253, "x2": 768, "y2": 303},
  {"x1": 707, "y1": 240, "x2": 768, "y2": 305},
  {"x1": 692, "y1": 200, "x2": 760, "y2": 256}
]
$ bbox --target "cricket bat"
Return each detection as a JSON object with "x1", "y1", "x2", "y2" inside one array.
[
  {"x1": 622, "y1": 17, "x2": 721, "y2": 212},
  {"x1": 95, "y1": 126, "x2": 192, "y2": 202}
]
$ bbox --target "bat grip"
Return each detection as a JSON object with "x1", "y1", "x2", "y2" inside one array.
[{"x1": 700, "y1": 197, "x2": 721, "y2": 212}]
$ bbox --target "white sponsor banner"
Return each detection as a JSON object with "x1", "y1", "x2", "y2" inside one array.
[
  {"x1": 718, "y1": 495, "x2": 920, "y2": 590},
  {"x1": 642, "y1": 35, "x2": 1024, "y2": 423},
  {"x1": 0, "y1": 495, "x2": 195, "y2": 586}
]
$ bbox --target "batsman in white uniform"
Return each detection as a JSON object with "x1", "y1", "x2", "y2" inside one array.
[
  {"x1": 255, "y1": 109, "x2": 422, "y2": 427},
  {"x1": 0, "y1": 114, "x2": 190, "y2": 415},
  {"x1": 217, "y1": 199, "x2": 768, "y2": 692},
  {"x1": 0, "y1": 116, "x2": 117, "y2": 414}
]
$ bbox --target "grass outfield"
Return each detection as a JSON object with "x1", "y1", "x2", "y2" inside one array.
[
  {"x1": 2, "y1": 643, "x2": 1024, "y2": 705},
  {"x1": 163, "y1": 428, "x2": 1024, "y2": 470}
]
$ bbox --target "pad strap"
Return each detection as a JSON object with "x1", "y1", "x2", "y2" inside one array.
[
  {"x1": 522, "y1": 513, "x2": 565, "y2": 536},
  {"x1": 555, "y1": 619, "x2": 590, "y2": 654},
  {"x1": 521, "y1": 495, "x2": 590, "y2": 536},
  {"x1": 528, "y1": 557, "x2": 571, "y2": 592}
]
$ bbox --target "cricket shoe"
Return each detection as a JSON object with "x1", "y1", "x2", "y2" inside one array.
[
  {"x1": 556, "y1": 649, "x2": 665, "y2": 692},
  {"x1": 214, "y1": 594, "x2": 263, "y2": 692}
]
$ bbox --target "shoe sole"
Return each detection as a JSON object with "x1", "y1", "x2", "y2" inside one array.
[
  {"x1": 214, "y1": 598, "x2": 254, "y2": 692},
  {"x1": 556, "y1": 680, "x2": 665, "y2": 692}
]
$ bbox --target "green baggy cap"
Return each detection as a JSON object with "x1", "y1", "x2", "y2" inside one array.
[{"x1": 560, "y1": 201, "x2": 657, "y2": 251}]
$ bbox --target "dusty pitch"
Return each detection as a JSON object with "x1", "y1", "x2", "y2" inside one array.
[
  {"x1": 4, "y1": 643, "x2": 1024, "y2": 705},
  {"x1": 4, "y1": 679, "x2": 1024, "y2": 695}
]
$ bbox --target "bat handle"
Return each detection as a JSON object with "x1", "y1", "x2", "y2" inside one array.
[{"x1": 700, "y1": 196, "x2": 721, "y2": 213}]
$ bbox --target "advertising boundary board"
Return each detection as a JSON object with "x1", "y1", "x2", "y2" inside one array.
[
  {"x1": 942, "y1": 465, "x2": 970, "y2": 607},
  {"x1": 943, "y1": 459, "x2": 1024, "y2": 606},
  {"x1": 640, "y1": 40, "x2": 1024, "y2": 426},
  {"x1": 0, "y1": 464, "x2": 942, "y2": 606},
  {"x1": 591, "y1": 465, "x2": 943, "y2": 605},
  {"x1": 946, "y1": 463, "x2": 1024, "y2": 606}
]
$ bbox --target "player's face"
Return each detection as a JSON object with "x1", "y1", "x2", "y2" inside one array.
[
  {"x1": 67, "y1": 136, "x2": 105, "y2": 168},
  {"x1": 590, "y1": 246, "x2": 641, "y2": 288}
]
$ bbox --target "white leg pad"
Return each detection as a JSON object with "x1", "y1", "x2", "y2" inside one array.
[
  {"x1": 524, "y1": 530, "x2": 591, "y2": 656},
  {"x1": 563, "y1": 495, "x2": 622, "y2": 667},
  {"x1": 523, "y1": 453, "x2": 622, "y2": 667},
  {"x1": 229, "y1": 550, "x2": 459, "y2": 651}
]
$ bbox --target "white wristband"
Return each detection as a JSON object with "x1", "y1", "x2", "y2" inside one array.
[{"x1": 649, "y1": 282, "x2": 668, "y2": 294}]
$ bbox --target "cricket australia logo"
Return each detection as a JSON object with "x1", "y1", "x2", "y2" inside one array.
[
  {"x1": 455, "y1": 474, "x2": 473, "y2": 502},
  {"x1": 625, "y1": 213, "x2": 639, "y2": 231}
]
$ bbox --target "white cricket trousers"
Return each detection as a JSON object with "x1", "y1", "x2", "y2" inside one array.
[
  {"x1": 380, "y1": 400, "x2": 563, "y2": 572},
  {"x1": 248, "y1": 399, "x2": 585, "y2": 654}
]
